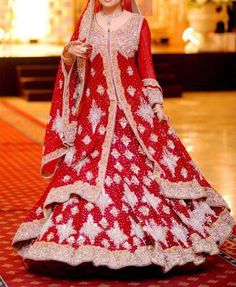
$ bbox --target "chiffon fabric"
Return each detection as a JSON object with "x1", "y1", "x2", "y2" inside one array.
[{"x1": 12, "y1": 0, "x2": 235, "y2": 273}]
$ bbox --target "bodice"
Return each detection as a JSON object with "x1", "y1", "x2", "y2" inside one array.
[{"x1": 87, "y1": 13, "x2": 144, "y2": 62}]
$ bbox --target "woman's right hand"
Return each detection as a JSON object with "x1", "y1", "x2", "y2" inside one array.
[{"x1": 63, "y1": 37, "x2": 92, "y2": 60}]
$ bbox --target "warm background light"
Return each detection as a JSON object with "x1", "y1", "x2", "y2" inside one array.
[{"x1": 12, "y1": 0, "x2": 49, "y2": 42}]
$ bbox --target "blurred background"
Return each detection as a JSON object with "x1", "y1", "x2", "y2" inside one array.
[{"x1": 0, "y1": 0, "x2": 235, "y2": 98}]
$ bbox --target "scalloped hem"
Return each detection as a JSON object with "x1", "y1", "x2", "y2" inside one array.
[
  {"x1": 16, "y1": 233, "x2": 222, "y2": 273},
  {"x1": 13, "y1": 212, "x2": 235, "y2": 273}
]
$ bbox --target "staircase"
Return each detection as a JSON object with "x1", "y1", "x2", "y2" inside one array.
[
  {"x1": 154, "y1": 61, "x2": 182, "y2": 98},
  {"x1": 16, "y1": 65, "x2": 58, "y2": 101}
]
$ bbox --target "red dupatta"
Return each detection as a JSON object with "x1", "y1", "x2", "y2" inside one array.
[{"x1": 40, "y1": 0, "x2": 141, "y2": 179}]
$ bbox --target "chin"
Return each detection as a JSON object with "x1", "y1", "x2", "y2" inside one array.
[{"x1": 99, "y1": 0, "x2": 121, "y2": 8}]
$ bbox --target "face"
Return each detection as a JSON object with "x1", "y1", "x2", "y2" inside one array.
[{"x1": 98, "y1": 0, "x2": 122, "y2": 8}]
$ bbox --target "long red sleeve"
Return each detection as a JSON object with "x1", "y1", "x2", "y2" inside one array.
[
  {"x1": 137, "y1": 18, "x2": 164, "y2": 106},
  {"x1": 138, "y1": 17, "x2": 156, "y2": 80}
]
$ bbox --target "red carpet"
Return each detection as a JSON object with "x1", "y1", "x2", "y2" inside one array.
[{"x1": 0, "y1": 100, "x2": 235, "y2": 287}]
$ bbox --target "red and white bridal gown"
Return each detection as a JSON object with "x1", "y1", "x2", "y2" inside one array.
[{"x1": 12, "y1": 13, "x2": 235, "y2": 273}]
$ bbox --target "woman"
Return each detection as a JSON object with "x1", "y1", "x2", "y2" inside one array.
[{"x1": 12, "y1": 0, "x2": 234, "y2": 274}]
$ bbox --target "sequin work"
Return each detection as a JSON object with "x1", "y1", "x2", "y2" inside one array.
[{"x1": 12, "y1": 7, "x2": 235, "y2": 274}]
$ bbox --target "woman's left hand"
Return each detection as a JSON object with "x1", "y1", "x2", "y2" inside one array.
[{"x1": 152, "y1": 103, "x2": 169, "y2": 122}]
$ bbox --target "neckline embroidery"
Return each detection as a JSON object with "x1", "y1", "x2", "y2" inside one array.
[{"x1": 93, "y1": 13, "x2": 137, "y2": 33}]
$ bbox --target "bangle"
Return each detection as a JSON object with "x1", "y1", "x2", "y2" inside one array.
[{"x1": 64, "y1": 42, "x2": 73, "y2": 52}]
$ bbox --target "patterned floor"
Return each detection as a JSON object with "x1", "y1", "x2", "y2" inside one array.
[{"x1": 0, "y1": 98, "x2": 235, "y2": 286}]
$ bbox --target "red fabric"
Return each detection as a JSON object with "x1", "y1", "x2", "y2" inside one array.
[
  {"x1": 137, "y1": 18, "x2": 157, "y2": 82},
  {"x1": 11, "y1": 2, "x2": 235, "y2": 275},
  {"x1": 41, "y1": 2, "x2": 89, "y2": 177},
  {"x1": 1, "y1": 105, "x2": 235, "y2": 286}
]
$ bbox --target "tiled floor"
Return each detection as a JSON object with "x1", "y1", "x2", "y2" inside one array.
[{"x1": 1, "y1": 91, "x2": 236, "y2": 220}]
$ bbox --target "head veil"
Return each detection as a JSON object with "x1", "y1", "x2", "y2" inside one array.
[{"x1": 41, "y1": 0, "x2": 142, "y2": 178}]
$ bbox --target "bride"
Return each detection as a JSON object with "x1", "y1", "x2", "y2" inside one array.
[{"x1": 12, "y1": 0, "x2": 235, "y2": 274}]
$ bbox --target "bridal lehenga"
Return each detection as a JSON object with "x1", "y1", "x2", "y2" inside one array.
[{"x1": 12, "y1": 0, "x2": 235, "y2": 273}]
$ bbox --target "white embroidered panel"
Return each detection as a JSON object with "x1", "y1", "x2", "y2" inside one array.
[
  {"x1": 88, "y1": 99, "x2": 106, "y2": 134},
  {"x1": 106, "y1": 221, "x2": 128, "y2": 248},
  {"x1": 56, "y1": 218, "x2": 76, "y2": 244},
  {"x1": 88, "y1": 14, "x2": 144, "y2": 61},
  {"x1": 80, "y1": 214, "x2": 102, "y2": 244}
]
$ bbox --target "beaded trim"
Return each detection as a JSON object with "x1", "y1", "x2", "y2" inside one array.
[
  {"x1": 153, "y1": 174, "x2": 230, "y2": 209},
  {"x1": 44, "y1": 181, "x2": 101, "y2": 208},
  {"x1": 142, "y1": 78, "x2": 163, "y2": 90},
  {"x1": 12, "y1": 208, "x2": 234, "y2": 273},
  {"x1": 41, "y1": 147, "x2": 68, "y2": 179},
  {"x1": 142, "y1": 87, "x2": 164, "y2": 106},
  {"x1": 12, "y1": 219, "x2": 46, "y2": 246}
]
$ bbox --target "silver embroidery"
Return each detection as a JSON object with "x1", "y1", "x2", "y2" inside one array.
[
  {"x1": 77, "y1": 125, "x2": 83, "y2": 135},
  {"x1": 121, "y1": 135, "x2": 131, "y2": 147},
  {"x1": 64, "y1": 146, "x2": 76, "y2": 166},
  {"x1": 137, "y1": 124, "x2": 146, "y2": 134},
  {"x1": 96, "y1": 190, "x2": 113, "y2": 214},
  {"x1": 142, "y1": 187, "x2": 161, "y2": 209},
  {"x1": 144, "y1": 220, "x2": 168, "y2": 247},
  {"x1": 130, "y1": 164, "x2": 140, "y2": 175},
  {"x1": 97, "y1": 84, "x2": 105, "y2": 95},
  {"x1": 127, "y1": 86, "x2": 136, "y2": 97},
  {"x1": 123, "y1": 183, "x2": 138, "y2": 208},
  {"x1": 62, "y1": 175, "x2": 71, "y2": 183},
  {"x1": 129, "y1": 217, "x2": 145, "y2": 239},
  {"x1": 85, "y1": 202, "x2": 94, "y2": 211},
  {"x1": 105, "y1": 176, "x2": 113, "y2": 186},
  {"x1": 160, "y1": 148, "x2": 179, "y2": 176},
  {"x1": 56, "y1": 218, "x2": 76, "y2": 244},
  {"x1": 150, "y1": 133, "x2": 158, "y2": 143},
  {"x1": 36, "y1": 207, "x2": 43, "y2": 216},
  {"x1": 80, "y1": 214, "x2": 102, "y2": 244},
  {"x1": 88, "y1": 100, "x2": 106, "y2": 133},
  {"x1": 110, "y1": 206, "x2": 119, "y2": 217},
  {"x1": 74, "y1": 157, "x2": 90, "y2": 174},
  {"x1": 51, "y1": 110, "x2": 64, "y2": 138},
  {"x1": 113, "y1": 173, "x2": 121, "y2": 184},
  {"x1": 86, "y1": 87, "x2": 90, "y2": 97},
  {"x1": 100, "y1": 217, "x2": 109, "y2": 229},
  {"x1": 119, "y1": 117, "x2": 128, "y2": 129},
  {"x1": 167, "y1": 140, "x2": 175, "y2": 150},
  {"x1": 124, "y1": 149, "x2": 134, "y2": 160},
  {"x1": 181, "y1": 167, "x2": 188, "y2": 179},
  {"x1": 171, "y1": 219, "x2": 189, "y2": 247},
  {"x1": 127, "y1": 66, "x2": 134, "y2": 76},
  {"x1": 111, "y1": 148, "x2": 120, "y2": 159},
  {"x1": 135, "y1": 98, "x2": 154, "y2": 127},
  {"x1": 139, "y1": 206, "x2": 150, "y2": 216},
  {"x1": 91, "y1": 67, "x2": 96, "y2": 77},
  {"x1": 106, "y1": 221, "x2": 128, "y2": 248},
  {"x1": 82, "y1": 135, "x2": 91, "y2": 145},
  {"x1": 98, "y1": 125, "x2": 106, "y2": 135},
  {"x1": 71, "y1": 206, "x2": 79, "y2": 215},
  {"x1": 114, "y1": 161, "x2": 123, "y2": 172},
  {"x1": 91, "y1": 150, "x2": 99, "y2": 158}
]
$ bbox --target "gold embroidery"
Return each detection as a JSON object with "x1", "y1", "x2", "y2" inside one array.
[
  {"x1": 142, "y1": 78, "x2": 162, "y2": 90},
  {"x1": 41, "y1": 147, "x2": 68, "y2": 179},
  {"x1": 142, "y1": 87, "x2": 164, "y2": 105},
  {"x1": 13, "y1": 208, "x2": 234, "y2": 273},
  {"x1": 153, "y1": 173, "x2": 230, "y2": 209}
]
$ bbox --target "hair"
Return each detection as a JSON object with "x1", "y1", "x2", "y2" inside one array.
[{"x1": 94, "y1": 0, "x2": 132, "y2": 13}]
